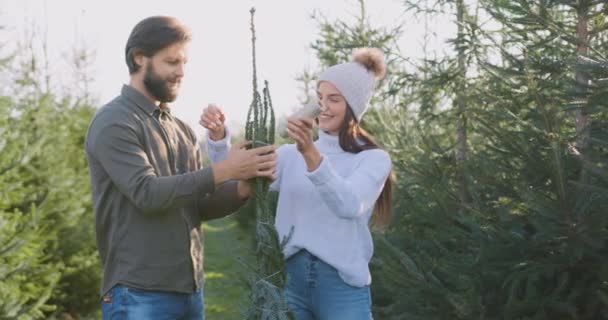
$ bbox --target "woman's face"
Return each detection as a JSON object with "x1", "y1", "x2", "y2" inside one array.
[{"x1": 317, "y1": 81, "x2": 347, "y2": 136}]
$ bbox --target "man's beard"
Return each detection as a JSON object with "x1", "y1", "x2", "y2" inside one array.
[{"x1": 143, "y1": 62, "x2": 179, "y2": 103}]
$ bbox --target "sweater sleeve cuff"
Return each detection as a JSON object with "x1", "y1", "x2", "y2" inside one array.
[
  {"x1": 304, "y1": 156, "x2": 334, "y2": 185},
  {"x1": 206, "y1": 127, "x2": 231, "y2": 152}
]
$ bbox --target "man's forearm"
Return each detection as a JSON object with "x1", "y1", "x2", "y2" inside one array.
[{"x1": 199, "y1": 180, "x2": 247, "y2": 221}]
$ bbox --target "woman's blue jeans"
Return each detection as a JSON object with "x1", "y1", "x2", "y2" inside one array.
[{"x1": 285, "y1": 250, "x2": 373, "y2": 320}]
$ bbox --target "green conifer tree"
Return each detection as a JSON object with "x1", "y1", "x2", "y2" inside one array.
[{"x1": 244, "y1": 8, "x2": 293, "y2": 320}]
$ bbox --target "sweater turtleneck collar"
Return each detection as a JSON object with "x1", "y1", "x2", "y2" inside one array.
[{"x1": 316, "y1": 130, "x2": 343, "y2": 153}]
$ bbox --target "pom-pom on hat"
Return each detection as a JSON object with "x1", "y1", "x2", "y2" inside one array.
[{"x1": 318, "y1": 47, "x2": 385, "y2": 121}]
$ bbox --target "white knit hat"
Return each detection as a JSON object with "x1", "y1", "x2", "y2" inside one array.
[{"x1": 318, "y1": 48, "x2": 386, "y2": 121}]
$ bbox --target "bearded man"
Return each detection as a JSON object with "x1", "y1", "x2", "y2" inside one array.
[{"x1": 85, "y1": 16, "x2": 276, "y2": 319}]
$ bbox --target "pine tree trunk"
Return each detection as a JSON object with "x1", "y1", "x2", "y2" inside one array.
[
  {"x1": 575, "y1": 2, "x2": 590, "y2": 183},
  {"x1": 455, "y1": 0, "x2": 470, "y2": 206}
]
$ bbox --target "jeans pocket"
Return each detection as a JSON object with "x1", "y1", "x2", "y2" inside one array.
[{"x1": 101, "y1": 286, "x2": 128, "y2": 320}]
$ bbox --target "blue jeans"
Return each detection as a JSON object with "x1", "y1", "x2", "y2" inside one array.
[
  {"x1": 101, "y1": 285, "x2": 204, "y2": 320},
  {"x1": 285, "y1": 250, "x2": 373, "y2": 320}
]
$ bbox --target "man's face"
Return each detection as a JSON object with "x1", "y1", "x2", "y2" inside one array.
[{"x1": 142, "y1": 42, "x2": 188, "y2": 103}]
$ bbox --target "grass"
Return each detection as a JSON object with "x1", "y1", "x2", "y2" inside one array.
[{"x1": 203, "y1": 216, "x2": 255, "y2": 319}]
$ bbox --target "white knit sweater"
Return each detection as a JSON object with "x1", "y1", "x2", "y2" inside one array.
[{"x1": 205, "y1": 130, "x2": 391, "y2": 287}]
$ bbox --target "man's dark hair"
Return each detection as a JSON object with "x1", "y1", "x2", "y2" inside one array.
[{"x1": 125, "y1": 16, "x2": 191, "y2": 74}]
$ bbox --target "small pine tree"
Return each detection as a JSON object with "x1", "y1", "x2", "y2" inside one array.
[
  {"x1": 0, "y1": 22, "x2": 100, "y2": 319},
  {"x1": 244, "y1": 8, "x2": 293, "y2": 320}
]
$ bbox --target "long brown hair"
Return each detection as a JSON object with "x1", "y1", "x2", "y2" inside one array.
[{"x1": 336, "y1": 106, "x2": 395, "y2": 228}]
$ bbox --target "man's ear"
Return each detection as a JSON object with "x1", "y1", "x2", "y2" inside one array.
[{"x1": 134, "y1": 51, "x2": 146, "y2": 70}]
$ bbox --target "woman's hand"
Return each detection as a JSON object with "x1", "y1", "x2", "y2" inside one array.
[
  {"x1": 287, "y1": 118, "x2": 314, "y2": 154},
  {"x1": 199, "y1": 104, "x2": 226, "y2": 141},
  {"x1": 286, "y1": 118, "x2": 322, "y2": 171}
]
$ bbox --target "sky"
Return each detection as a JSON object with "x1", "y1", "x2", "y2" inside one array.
[{"x1": 1, "y1": 0, "x2": 453, "y2": 137}]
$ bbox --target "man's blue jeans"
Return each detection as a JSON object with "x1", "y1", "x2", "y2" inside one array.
[
  {"x1": 285, "y1": 250, "x2": 373, "y2": 320},
  {"x1": 101, "y1": 285, "x2": 204, "y2": 320}
]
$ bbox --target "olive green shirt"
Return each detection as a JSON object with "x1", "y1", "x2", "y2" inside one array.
[{"x1": 86, "y1": 85, "x2": 243, "y2": 296}]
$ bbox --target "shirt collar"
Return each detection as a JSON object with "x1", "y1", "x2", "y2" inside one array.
[{"x1": 121, "y1": 84, "x2": 163, "y2": 117}]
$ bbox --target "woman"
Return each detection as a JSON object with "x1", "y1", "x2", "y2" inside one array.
[{"x1": 201, "y1": 47, "x2": 393, "y2": 320}]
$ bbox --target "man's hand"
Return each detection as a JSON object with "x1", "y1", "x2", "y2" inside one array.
[
  {"x1": 235, "y1": 165, "x2": 279, "y2": 200},
  {"x1": 200, "y1": 103, "x2": 226, "y2": 141},
  {"x1": 212, "y1": 141, "x2": 277, "y2": 184},
  {"x1": 236, "y1": 180, "x2": 251, "y2": 200}
]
